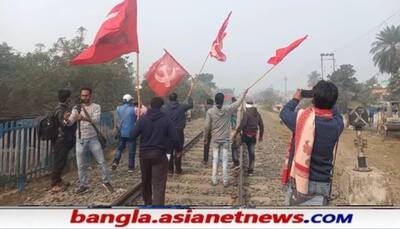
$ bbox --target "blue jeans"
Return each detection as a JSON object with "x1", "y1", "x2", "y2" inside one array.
[
  {"x1": 113, "y1": 137, "x2": 136, "y2": 169},
  {"x1": 76, "y1": 137, "x2": 110, "y2": 187},
  {"x1": 212, "y1": 142, "x2": 229, "y2": 185},
  {"x1": 284, "y1": 180, "x2": 330, "y2": 206}
]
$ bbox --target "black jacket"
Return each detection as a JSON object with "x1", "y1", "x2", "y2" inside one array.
[
  {"x1": 55, "y1": 103, "x2": 76, "y2": 142},
  {"x1": 162, "y1": 97, "x2": 193, "y2": 129},
  {"x1": 132, "y1": 108, "x2": 179, "y2": 152}
]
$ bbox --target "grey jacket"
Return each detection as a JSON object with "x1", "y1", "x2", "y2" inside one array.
[{"x1": 204, "y1": 93, "x2": 245, "y2": 143}]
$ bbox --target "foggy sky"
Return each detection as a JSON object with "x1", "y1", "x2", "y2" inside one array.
[{"x1": 1, "y1": 0, "x2": 399, "y2": 94}]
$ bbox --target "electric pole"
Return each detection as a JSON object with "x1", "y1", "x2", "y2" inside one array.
[
  {"x1": 320, "y1": 53, "x2": 336, "y2": 79},
  {"x1": 284, "y1": 76, "x2": 287, "y2": 101}
]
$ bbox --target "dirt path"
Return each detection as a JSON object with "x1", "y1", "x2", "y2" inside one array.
[
  {"x1": 132, "y1": 109, "x2": 289, "y2": 206},
  {"x1": 331, "y1": 128, "x2": 400, "y2": 205},
  {"x1": 243, "y1": 110, "x2": 288, "y2": 206}
]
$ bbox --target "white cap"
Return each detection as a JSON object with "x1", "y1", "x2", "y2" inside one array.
[
  {"x1": 245, "y1": 98, "x2": 256, "y2": 108},
  {"x1": 122, "y1": 94, "x2": 133, "y2": 102}
]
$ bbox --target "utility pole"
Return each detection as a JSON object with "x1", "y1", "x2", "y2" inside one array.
[
  {"x1": 284, "y1": 76, "x2": 287, "y2": 100},
  {"x1": 332, "y1": 54, "x2": 336, "y2": 72},
  {"x1": 320, "y1": 54, "x2": 324, "y2": 80},
  {"x1": 320, "y1": 53, "x2": 336, "y2": 79}
]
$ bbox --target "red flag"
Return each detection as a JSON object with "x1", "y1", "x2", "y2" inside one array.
[
  {"x1": 70, "y1": 0, "x2": 139, "y2": 65},
  {"x1": 209, "y1": 11, "x2": 232, "y2": 62},
  {"x1": 267, "y1": 35, "x2": 308, "y2": 65},
  {"x1": 146, "y1": 50, "x2": 189, "y2": 97}
]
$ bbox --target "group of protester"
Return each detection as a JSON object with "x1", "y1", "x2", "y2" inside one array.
[
  {"x1": 49, "y1": 87, "x2": 193, "y2": 204},
  {"x1": 50, "y1": 79, "x2": 343, "y2": 206}
]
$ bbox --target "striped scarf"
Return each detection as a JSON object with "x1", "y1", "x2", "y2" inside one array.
[{"x1": 281, "y1": 107, "x2": 333, "y2": 194}]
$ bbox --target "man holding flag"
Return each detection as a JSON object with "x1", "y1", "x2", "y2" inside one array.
[
  {"x1": 131, "y1": 97, "x2": 179, "y2": 205},
  {"x1": 204, "y1": 88, "x2": 249, "y2": 187},
  {"x1": 69, "y1": 0, "x2": 140, "y2": 194},
  {"x1": 163, "y1": 93, "x2": 193, "y2": 175}
]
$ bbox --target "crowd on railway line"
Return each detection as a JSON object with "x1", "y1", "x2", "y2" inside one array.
[{"x1": 46, "y1": 79, "x2": 342, "y2": 206}]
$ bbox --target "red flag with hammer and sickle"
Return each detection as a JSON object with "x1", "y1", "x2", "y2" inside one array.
[
  {"x1": 146, "y1": 50, "x2": 189, "y2": 97},
  {"x1": 209, "y1": 11, "x2": 232, "y2": 62},
  {"x1": 70, "y1": 0, "x2": 139, "y2": 65}
]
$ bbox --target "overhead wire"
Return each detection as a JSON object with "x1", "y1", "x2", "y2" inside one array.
[{"x1": 332, "y1": 8, "x2": 400, "y2": 53}]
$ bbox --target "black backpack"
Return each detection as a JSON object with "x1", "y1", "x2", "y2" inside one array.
[{"x1": 38, "y1": 110, "x2": 59, "y2": 141}]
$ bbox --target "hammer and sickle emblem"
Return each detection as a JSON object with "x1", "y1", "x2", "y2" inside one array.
[{"x1": 154, "y1": 64, "x2": 176, "y2": 87}]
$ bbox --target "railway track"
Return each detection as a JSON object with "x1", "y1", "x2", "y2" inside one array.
[
  {"x1": 112, "y1": 131, "x2": 204, "y2": 206},
  {"x1": 240, "y1": 111, "x2": 287, "y2": 206},
  {"x1": 0, "y1": 112, "x2": 295, "y2": 206},
  {"x1": 113, "y1": 111, "x2": 286, "y2": 206}
]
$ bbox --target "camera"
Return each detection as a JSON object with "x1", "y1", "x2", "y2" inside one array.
[
  {"x1": 300, "y1": 89, "x2": 313, "y2": 98},
  {"x1": 74, "y1": 97, "x2": 82, "y2": 113}
]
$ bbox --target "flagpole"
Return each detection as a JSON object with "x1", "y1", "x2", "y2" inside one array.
[
  {"x1": 135, "y1": 52, "x2": 141, "y2": 119},
  {"x1": 194, "y1": 78, "x2": 213, "y2": 97},
  {"x1": 247, "y1": 65, "x2": 277, "y2": 90},
  {"x1": 186, "y1": 53, "x2": 210, "y2": 99},
  {"x1": 186, "y1": 11, "x2": 232, "y2": 99},
  {"x1": 198, "y1": 53, "x2": 210, "y2": 76}
]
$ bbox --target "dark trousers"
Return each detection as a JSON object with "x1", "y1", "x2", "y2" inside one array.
[
  {"x1": 231, "y1": 142, "x2": 239, "y2": 166},
  {"x1": 203, "y1": 133, "x2": 212, "y2": 162},
  {"x1": 51, "y1": 139, "x2": 75, "y2": 186},
  {"x1": 242, "y1": 135, "x2": 256, "y2": 170},
  {"x1": 140, "y1": 150, "x2": 168, "y2": 205},
  {"x1": 167, "y1": 128, "x2": 184, "y2": 173}
]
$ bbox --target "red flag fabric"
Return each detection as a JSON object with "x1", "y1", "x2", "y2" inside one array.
[
  {"x1": 70, "y1": 0, "x2": 139, "y2": 65},
  {"x1": 209, "y1": 11, "x2": 232, "y2": 62},
  {"x1": 267, "y1": 35, "x2": 308, "y2": 65},
  {"x1": 146, "y1": 50, "x2": 189, "y2": 97}
]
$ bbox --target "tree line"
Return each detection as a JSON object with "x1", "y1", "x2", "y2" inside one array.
[
  {"x1": 0, "y1": 27, "x2": 219, "y2": 120},
  {"x1": 1, "y1": 24, "x2": 398, "y2": 118}
]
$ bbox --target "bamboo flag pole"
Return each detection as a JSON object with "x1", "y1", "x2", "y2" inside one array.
[
  {"x1": 247, "y1": 65, "x2": 277, "y2": 90},
  {"x1": 198, "y1": 53, "x2": 210, "y2": 76},
  {"x1": 235, "y1": 64, "x2": 277, "y2": 122},
  {"x1": 186, "y1": 53, "x2": 210, "y2": 99},
  {"x1": 135, "y1": 52, "x2": 141, "y2": 119}
]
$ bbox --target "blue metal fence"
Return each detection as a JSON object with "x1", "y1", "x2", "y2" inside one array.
[{"x1": 0, "y1": 111, "x2": 116, "y2": 191}]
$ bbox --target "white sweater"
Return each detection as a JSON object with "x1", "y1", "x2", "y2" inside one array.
[{"x1": 68, "y1": 103, "x2": 101, "y2": 139}]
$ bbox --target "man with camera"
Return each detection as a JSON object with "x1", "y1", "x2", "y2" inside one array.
[
  {"x1": 279, "y1": 80, "x2": 343, "y2": 205},
  {"x1": 64, "y1": 87, "x2": 113, "y2": 194}
]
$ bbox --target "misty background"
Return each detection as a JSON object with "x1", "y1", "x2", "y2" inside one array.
[{"x1": 1, "y1": 0, "x2": 399, "y2": 92}]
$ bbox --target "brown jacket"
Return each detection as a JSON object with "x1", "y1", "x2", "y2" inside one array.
[{"x1": 237, "y1": 107, "x2": 264, "y2": 138}]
